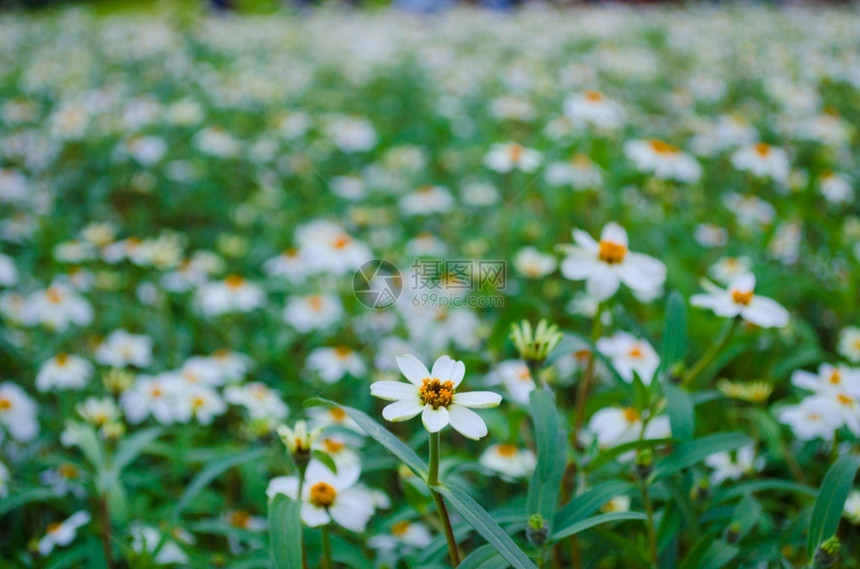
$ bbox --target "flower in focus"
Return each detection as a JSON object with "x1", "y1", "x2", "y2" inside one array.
[
  {"x1": 596, "y1": 332, "x2": 660, "y2": 385},
  {"x1": 690, "y1": 274, "x2": 789, "y2": 328},
  {"x1": 559, "y1": 222, "x2": 666, "y2": 301},
  {"x1": 267, "y1": 460, "x2": 375, "y2": 532},
  {"x1": 479, "y1": 443, "x2": 536, "y2": 479},
  {"x1": 37, "y1": 511, "x2": 90, "y2": 555},
  {"x1": 370, "y1": 355, "x2": 501, "y2": 439}
]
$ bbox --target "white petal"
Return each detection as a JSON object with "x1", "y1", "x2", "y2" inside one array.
[
  {"x1": 431, "y1": 356, "x2": 456, "y2": 380},
  {"x1": 382, "y1": 399, "x2": 424, "y2": 422},
  {"x1": 370, "y1": 381, "x2": 418, "y2": 401},
  {"x1": 267, "y1": 476, "x2": 299, "y2": 500},
  {"x1": 586, "y1": 267, "x2": 620, "y2": 301},
  {"x1": 448, "y1": 405, "x2": 488, "y2": 440},
  {"x1": 601, "y1": 222, "x2": 628, "y2": 247},
  {"x1": 421, "y1": 406, "x2": 450, "y2": 433},
  {"x1": 453, "y1": 391, "x2": 502, "y2": 408},
  {"x1": 300, "y1": 503, "x2": 330, "y2": 527},
  {"x1": 450, "y1": 360, "x2": 466, "y2": 387},
  {"x1": 742, "y1": 297, "x2": 789, "y2": 328},
  {"x1": 396, "y1": 354, "x2": 430, "y2": 386},
  {"x1": 329, "y1": 488, "x2": 375, "y2": 532}
]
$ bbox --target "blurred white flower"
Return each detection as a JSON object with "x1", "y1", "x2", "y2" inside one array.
[
  {"x1": 483, "y1": 142, "x2": 542, "y2": 173},
  {"x1": 596, "y1": 332, "x2": 660, "y2": 385},
  {"x1": 96, "y1": 330, "x2": 153, "y2": 368},
  {"x1": 691, "y1": 274, "x2": 789, "y2": 328},
  {"x1": 480, "y1": 443, "x2": 536, "y2": 479},
  {"x1": 36, "y1": 354, "x2": 93, "y2": 392},
  {"x1": 38, "y1": 511, "x2": 90, "y2": 556},
  {"x1": 0, "y1": 382, "x2": 38, "y2": 442}
]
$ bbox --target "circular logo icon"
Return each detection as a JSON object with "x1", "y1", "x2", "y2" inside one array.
[{"x1": 353, "y1": 259, "x2": 402, "y2": 309}]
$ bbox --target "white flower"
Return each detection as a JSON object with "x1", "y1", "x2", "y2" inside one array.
[
  {"x1": 223, "y1": 383, "x2": 289, "y2": 421},
  {"x1": 0, "y1": 381, "x2": 39, "y2": 442},
  {"x1": 306, "y1": 406, "x2": 364, "y2": 435},
  {"x1": 0, "y1": 253, "x2": 17, "y2": 286},
  {"x1": 283, "y1": 294, "x2": 343, "y2": 333},
  {"x1": 22, "y1": 283, "x2": 93, "y2": 331},
  {"x1": 514, "y1": 247, "x2": 556, "y2": 279},
  {"x1": 559, "y1": 222, "x2": 666, "y2": 301},
  {"x1": 484, "y1": 360, "x2": 535, "y2": 406},
  {"x1": 585, "y1": 407, "x2": 670, "y2": 450},
  {"x1": 96, "y1": 330, "x2": 153, "y2": 368},
  {"x1": 731, "y1": 142, "x2": 790, "y2": 183},
  {"x1": 704, "y1": 445, "x2": 764, "y2": 484},
  {"x1": 183, "y1": 385, "x2": 227, "y2": 425},
  {"x1": 121, "y1": 373, "x2": 189, "y2": 425},
  {"x1": 306, "y1": 346, "x2": 367, "y2": 384},
  {"x1": 693, "y1": 224, "x2": 728, "y2": 248},
  {"x1": 36, "y1": 354, "x2": 93, "y2": 392},
  {"x1": 399, "y1": 185, "x2": 455, "y2": 216},
  {"x1": 479, "y1": 444, "x2": 536, "y2": 479},
  {"x1": 838, "y1": 327, "x2": 860, "y2": 364},
  {"x1": 209, "y1": 349, "x2": 254, "y2": 381},
  {"x1": 844, "y1": 491, "x2": 860, "y2": 525},
  {"x1": 819, "y1": 172, "x2": 854, "y2": 205},
  {"x1": 596, "y1": 332, "x2": 660, "y2": 385},
  {"x1": 130, "y1": 524, "x2": 193, "y2": 565},
  {"x1": 369, "y1": 520, "x2": 433, "y2": 554},
  {"x1": 263, "y1": 249, "x2": 312, "y2": 283},
  {"x1": 326, "y1": 116, "x2": 377, "y2": 153},
  {"x1": 267, "y1": 460, "x2": 375, "y2": 532},
  {"x1": 196, "y1": 275, "x2": 265, "y2": 316},
  {"x1": 77, "y1": 397, "x2": 121, "y2": 427},
  {"x1": 370, "y1": 354, "x2": 501, "y2": 439},
  {"x1": 690, "y1": 274, "x2": 789, "y2": 328},
  {"x1": 483, "y1": 143, "x2": 542, "y2": 173},
  {"x1": 791, "y1": 364, "x2": 860, "y2": 397},
  {"x1": 295, "y1": 220, "x2": 372, "y2": 276},
  {"x1": 708, "y1": 256, "x2": 753, "y2": 285},
  {"x1": 776, "y1": 398, "x2": 842, "y2": 441},
  {"x1": 563, "y1": 91, "x2": 626, "y2": 132},
  {"x1": 37, "y1": 511, "x2": 90, "y2": 555},
  {"x1": 623, "y1": 139, "x2": 702, "y2": 183}
]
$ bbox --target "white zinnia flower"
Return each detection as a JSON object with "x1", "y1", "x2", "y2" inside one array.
[
  {"x1": 370, "y1": 355, "x2": 501, "y2": 440},
  {"x1": 596, "y1": 332, "x2": 660, "y2": 385},
  {"x1": 95, "y1": 330, "x2": 153, "y2": 368},
  {"x1": 559, "y1": 222, "x2": 666, "y2": 301},
  {"x1": 36, "y1": 354, "x2": 93, "y2": 392},
  {"x1": 0, "y1": 381, "x2": 39, "y2": 442},
  {"x1": 690, "y1": 274, "x2": 789, "y2": 328},
  {"x1": 479, "y1": 444, "x2": 536, "y2": 479},
  {"x1": 483, "y1": 143, "x2": 542, "y2": 174},
  {"x1": 838, "y1": 327, "x2": 860, "y2": 364},
  {"x1": 196, "y1": 275, "x2": 265, "y2": 316},
  {"x1": 731, "y1": 142, "x2": 790, "y2": 183},
  {"x1": 704, "y1": 445, "x2": 764, "y2": 484},
  {"x1": 267, "y1": 460, "x2": 375, "y2": 532},
  {"x1": 623, "y1": 139, "x2": 702, "y2": 183},
  {"x1": 38, "y1": 511, "x2": 91, "y2": 555},
  {"x1": 514, "y1": 247, "x2": 557, "y2": 279}
]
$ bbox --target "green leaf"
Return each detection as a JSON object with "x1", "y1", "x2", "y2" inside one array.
[
  {"x1": 710, "y1": 479, "x2": 816, "y2": 503},
  {"x1": 112, "y1": 427, "x2": 163, "y2": 474},
  {"x1": 661, "y1": 291, "x2": 687, "y2": 377},
  {"x1": 551, "y1": 511, "x2": 647, "y2": 542},
  {"x1": 43, "y1": 544, "x2": 91, "y2": 569},
  {"x1": 459, "y1": 544, "x2": 509, "y2": 569},
  {"x1": 730, "y1": 494, "x2": 761, "y2": 540},
  {"x1": 436, "y1": 483, "x2": 536, "y2": 569},
  {"x1": 268, "y1": 494, "x2": 303, "y2": 569},
  {"x1": 587, "y1": 438, "x2": 675, "y2": 472},
  {"x1": 554, "y1": 480, "x2": 634, "y2": 531},
  {"x1": 173, "y1": 447, "x2": 267, "y2": 520},
  {"x1": 311, "y1": 450, "x2": 338, "y2": 474},
  {"x1": 528, "y1": 390, "x2": 560, "y2": 483},
  {"x1": 696, "y1": 540, "x2": 739, "y2": 569},
  {"x1": 0, "y1": 487, "x2": 56, "y2": 516},
  {"x1": 67, "y1": 421, "x2": 104, "y2": 471},
  {"x1": 807, "y1": 455, "x2": 860, "y2": 559},
  {"x1": 665, "y1": 385, "x2": 694, "y2": 442},
  {"x1": 652, "y1": 433, "x2": 751, "y2": 480},
  {"x1": 305, "y1": 398, "x2": 428, "y2": 479}
]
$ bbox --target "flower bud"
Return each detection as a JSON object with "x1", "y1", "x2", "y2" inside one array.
[
  {"x1": 526, "y1": 514, "x2": 549, "y2": 547},
  {"x1": 813, "y1": 536, "x2": 840, "y2": 568},
  {"x1": 634, "y1": 448, "x2": 653, "y2": 479}
]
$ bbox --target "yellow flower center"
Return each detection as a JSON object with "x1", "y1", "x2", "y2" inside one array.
[
  {"x1": 419, "y1": 378, "x2": 455, "y2": 409},
  {"x1": 731, "y1": 290, "x2": 754, "y2": 306},
  {"x1": 391, "y1": 521, "x2": 411, "y2": 536},
  {"x1": 496, "y1": 444, "x2": 518, "y2": 458},
  {"x1": 648, "y1": 139, "x2": 680, "y2": 155},
  {"x1": 837, "y1": 393, "x2": 854, "y2": 407},
  {"x1": 329, "y1": 407, "x2": 347, "y2": 421},
  {"x1": 584, "y1": 90, "x2": 604, "y2": 102},
  {"x1": 598, "y1": 240, "x2": 627, "y2": 264},
  {"x1": 1, "y1": 397, "x2": 14, "y2": 412},
  {"x1": 191, "y1": 396, "x2": 206, "y2": 409},
  {"x1": 227, "y1": 510, "x2": 252, "y2": 528},
  {"x1": 323, "y1": 438, "x2": 345, "y2": 454},
  {"x1": 55, "y1": 353, "x2": 70, "y2": 366},
  {"x1": 47, "y1": 522, "x2": 63, "y2": 534},
  {"x1": 331, "y1": 235, "x2": 351, "y2": 250},
  {"x1": 46, "y1": 287, "x2": 63, "y2": 304},
  {"x1": 308, "y1": 295, "x2": 324, "y2": 311},
  {"x1": 753, "y1": 142, "x2": 771, "y2": 157},
  {"x1": 623, "y1": 407, "x2": 640, "y2": 423},
  {"x1": 58, "y1": 463, "x2": 79, "y2": 479},
  {"x1": 508, "y1": 144, "x2": 524, "y2": 163},
  {"x1": 333, "y1": 346, "x2": 352, "y2": 359},
  {"x1": 225, "y1": 274, "x2": 245, "y2": 290},
  {"x1": 828, "y1": 371, "x2": 842, "y2": 385},
  {"x1": 628, "y1": 346, "x2": 644, "y2": 359},
  {"x1": 309, "y1": 482, "x2": 337, "y2": 508}
]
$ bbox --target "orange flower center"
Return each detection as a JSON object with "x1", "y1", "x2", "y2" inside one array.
[
  {"x1": 308, "y1": 295, "x2": 324, "y2": 311},
  {"x1": 150, "y1": 387, "x2": 163, "y2": 398},
  {"x1": 628, "y1": 346, "x2": 644, "y2": 359},
  {"x1": 496, "y1": 444, "x2": 518, "y2": 458},
  {"x1": 55, "y1": 353, "x2": 70, "y2": 366},
  {"x1": 46, "y1": 287, "x2": 63, "y2": 304},
  {"x1": 0, "y1": 397, "x2": 12, "y2": 411},
  {"x1": 329, "y1": 407, "x2": 347, "y2": 421},
  {"x1": 572, "y1": 153, "x2": 591, "y2": 168},
  {"x1": 419, "y1": 378, "x2": 455, "y2": 409},
  {"x1": 191, "y1": 396, "x2": 206, "y2": 409},
  {"x1": 323, "y1": 438, "x2": 345, "y2": 454},
  {"x1": 225, "y1": 274, "x2": 245, "y2": 290},
  {"x1": 309, "y1": 482, "x2": 337, "y2": 508},
  {"x1": 508, "y1": 144, "x2": 524, "y2": 163},
  {"x1": 828, "y1": 371, "x2": 842, "y2": 385},
  {"x1": 837, "y1": 393, "x2": 854, "y2": 407},
  {"x1": 47, "y1": 522, "x2": 63, "y2": 534},
  {"x1": 331, "y1": 235, "x2": 351, "y2": 250},
  {"x1": 391, "y1": 521, "x2": 411, "y2": 536},
  {"x1": 58, "y1": 463, "x2": 79, "y2": 479},
  {"x1": 649, "y1": 139, "x2": 680, "y2": 155},
  {"x1": 228, "y1": 510, "x2": 252, "y2": 528},
  {"x1": 598, "y1": 240, "x2": 627, "y2": 264},
  {"x1": 731, "y1": 290, "x2": 754, "y2": 306},
  {"x1": 623, "y1": 407, "x2": 640, "y2": 423},
  {"x1": 753, "y1": 142, "x2": 771, "y2": 157},
  {"x1": 584, "y1": 90, "x2": 604, "y2": 102},
  {"x1": 333, "y1": 346, "x2": 352, "y2": 359}
]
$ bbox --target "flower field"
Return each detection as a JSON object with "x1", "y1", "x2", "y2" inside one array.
[{"x1": 2, "y1": 4, "x2": 860, "y2": 568}]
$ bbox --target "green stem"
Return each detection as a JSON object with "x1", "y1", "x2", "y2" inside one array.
[
  {"x1": 99, "y1": 494, "x2": 114, "y2": 569},
  {"x1": 640, "y1": 480, "x2": 658, "y2": 567},
  {"x1": 298, "y1": 471, "x2": 309, "y2": 569},
  {"x1": 682, "y1": 317, "x2": 739, "y2": 387},
  {"x1": 321, "y1": 525, "x2": 333, "y2": 569},
  {"x1": 428, "y1": 431, "x2": 460, "y2": 566}
]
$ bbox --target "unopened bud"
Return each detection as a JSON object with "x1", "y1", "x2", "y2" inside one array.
[{"x1": 526, "y1": 514, "x2": 549, "y2": 547}]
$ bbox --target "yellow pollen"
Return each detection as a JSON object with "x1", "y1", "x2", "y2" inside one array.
[
  {"x1": 837, "y1": 393, "x2": 854, "y2": 407},
  {"x1": 323, "y1": 439, "x2": 345, "y2": 453},
  {"x1": 648, "y1": 139, "x2": 679, "y2": 155},
  {"x1": 828, "y1": 371, "x2": 841, "y2": 385},
  {"x1": 331, "y1": 235, "x2": 351, "y2": 250},
  {"x1": 55, "y1": 353, "x2": 70, "y2": 366},
  {"x1": 46, "y1": 287, "x2": 63, "y2": 304},
  {"x1": 191, "y1": 396, "x2": 206, "y2": 409},
  {"x1": 808, "y1": 413, "x2": 821, "y2": 420},
  {"x1": 284, "y1": 248, "x2": 299, "y2": 258},
  {"x1": 329, "y1": 407, "x2": 347, "y2": 421},
  {"x1": 58, "y1": 463, "x2": 79, "y2": 479},
  {"x1": 753, "y1": 142, "x2": 771, "y2": 157},
  {"x1": 496, "y1": 444, "x2": 518, "y2": 458},
  {"x1": 584, "y1": 90, "x2": 604, "y2": 102},
  {"x1": 333, "y1": 346, "x2": 351, "y2": 359},
  {"x1": 47, "y1": 522, "x2": 63, "y2": 534},
  {"x1": 418, "y1": 378, "x2": 455, "y2": 409},
  {"x1": 391, "y1": 521, "x2": 411, "y2": 536},
  {"x1": 150, "y1": 387, "x2": 163, "y2": 398},
  {"x1": 628, "y1": 346, "x2": 644, "y2": 359},
  {"x1": 598, "y1": 240, "x2": 627, "y2": 264},
  {"x1": 731, "y1": 290, "x2": 754, "y2": 306},
  {"x1": 0, "y1": 397, "x2": 13, "y2": 411},
  {"x1": 225, "y1": 274, "x2": 245, "y2": 290},
  {"x1": 508, "y1": 144, "x2": 524, "y2": 163},
  {"x1": 309, "y1": 482, "x2": 337, "y2": 508},
  {"x1": 623, "y1": 407, "x2": 640, "y2": 423},
  {"x1": 228, "y1": 510, "x2": 252, "y2": 528}
]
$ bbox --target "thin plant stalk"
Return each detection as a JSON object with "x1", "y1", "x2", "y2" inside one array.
[
  {"x1": 682, "y1": 317, "x2": 739, "y2": 387},
  {"x1": 428, "y1": 431, "x2": 461, "y2": 567},
  {"x1": 321, "y1": 525, "x2": 333, "y2": 569}
]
